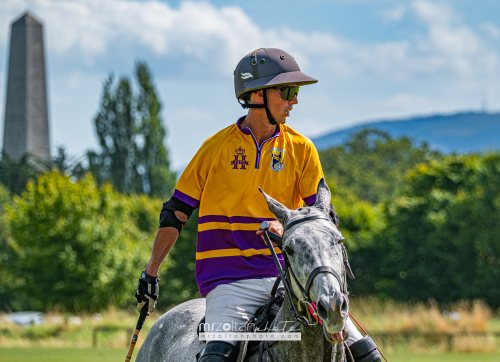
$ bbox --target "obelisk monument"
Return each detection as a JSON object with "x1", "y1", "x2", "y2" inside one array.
[{"x1": 2, "y1": 12, "x2": 50, "y2": 161}]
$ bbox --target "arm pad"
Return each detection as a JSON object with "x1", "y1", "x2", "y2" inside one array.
[{"x1": 159, "y1": 197, "x2": 195, "y2": 234}]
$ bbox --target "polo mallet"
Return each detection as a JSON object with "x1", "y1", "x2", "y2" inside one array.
[{"x1": 125, "y1": 303, "x2": 149, "y2": 362}]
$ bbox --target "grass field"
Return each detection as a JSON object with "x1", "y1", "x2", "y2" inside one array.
[{"x1": 0, "y1": 348, "x2": 499, "y2": 362}]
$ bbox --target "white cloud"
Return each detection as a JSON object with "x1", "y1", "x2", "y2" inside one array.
[
  {"x1": 1, "y1": 0, "x2": 263, "y2": 69},
  {"x1": 412, "y1": 1, "x2": 480, "y2": 56},
  {"x1": 480, "y1": 22, "x2": 500, "y2": 39},
  {"x1": 1, "y1": 0, "x2": 499, "y2": 166},
  {"x1": 0, "y1": 0, "x2": 497, "y2": 82},
  {"x1": 382, "y1": 5, "x2": 407, "y2": 22}
]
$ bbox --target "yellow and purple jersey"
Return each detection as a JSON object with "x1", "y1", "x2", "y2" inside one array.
[{"x1": 173, "y1": 117, "x2": 324, "y2": 296}]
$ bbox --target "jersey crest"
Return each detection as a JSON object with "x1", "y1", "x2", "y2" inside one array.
[
  {"x1": 269, "y1": 148, "x2": 286, "y2": 172},
  {"x1": 231, "y1": 146, "x2": 249, "y2": 170}
]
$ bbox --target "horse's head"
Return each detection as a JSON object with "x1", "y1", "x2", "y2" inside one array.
[{"x1": 260, "y1": 178, "x2": 348, "y2": 343}]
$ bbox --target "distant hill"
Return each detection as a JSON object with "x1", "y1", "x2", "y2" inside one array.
[{"x1": 311, "y1": 112, "x2": 500, "y2": 154}]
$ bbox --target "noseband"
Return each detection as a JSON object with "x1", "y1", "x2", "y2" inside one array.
[{"x1": 261, "y1": 215, "x2": 355, "y2": 327}]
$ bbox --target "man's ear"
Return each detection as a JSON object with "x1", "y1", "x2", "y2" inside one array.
[{"x1": 251, "y1": 90, "x2": 264, "y2": 104}]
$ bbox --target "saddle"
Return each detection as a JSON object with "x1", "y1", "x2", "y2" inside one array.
[
  {"x1": 197, "y1": 289, "x2": 284, "y2": 342},
  {"x1": 197, "y1": 289, "x2": 285, "y2": 362}
]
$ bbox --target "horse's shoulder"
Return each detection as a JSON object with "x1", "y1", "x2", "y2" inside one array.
[
  {"x1": 136, "y1": 299, "x2": 206, "y2": 362},
  {"x1": 155, "y1": 298, "x2": 206, "y2": 327}
]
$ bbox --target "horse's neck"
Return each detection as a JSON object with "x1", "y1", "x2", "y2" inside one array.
[{"x1": 247, "y1": 297, "x2": 344, "y2": 362}]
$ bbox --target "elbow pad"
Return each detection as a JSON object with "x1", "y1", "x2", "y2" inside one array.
[{"x1": 159, "y1": 197, "x2": 195, "y2": 234}]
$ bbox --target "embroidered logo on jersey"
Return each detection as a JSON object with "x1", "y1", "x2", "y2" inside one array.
[
  {"x1": 231, "y1": 146, "x2": 249, "y2": 170},
  {"x1": 269, "y1": 148, "x2": 286, "y2": 172}
]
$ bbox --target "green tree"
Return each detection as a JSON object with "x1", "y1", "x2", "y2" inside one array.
[
  {"x1": 89, "y1": 61, "x2": 175, "y2": 197},
  {"x1": 320, "y1": 129, "x2": 441, "y2": 204},
  {"x1": 327, "y1": 182, "x2": 387, "y2": 299},
  {"x1": 89, "y1": 74, "x2": 135, "y2": 192},
  {"x1": 41, "y1": 146, "x2": 87, "y2": 180},
  {"x1": 135, "y1": 62, "x2": 176, "y2": 197},
  {"x1": 0, "y1": 153, "x2": 39, "y2": 195},
  {"x1": 2, "y1": 171, "x2": 153, "y2": 312},
  {"x1": 0, "y1": 184, "x2": 14, "y2": 311},
  {"x1": 361, "y1": 154, "x2": 500, "y2": 307}
]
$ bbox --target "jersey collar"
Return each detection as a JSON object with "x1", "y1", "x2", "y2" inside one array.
[{"x1": 236, "y1": 116, "x2": 281, "y2": 137}]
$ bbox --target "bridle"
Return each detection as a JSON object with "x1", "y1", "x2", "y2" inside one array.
[
  {"x1": 255, "y1": 215, "x2": 355, "y2": 362},
  {"x1": 261, "y1": 216, "x2": 355, "y2": 327}
]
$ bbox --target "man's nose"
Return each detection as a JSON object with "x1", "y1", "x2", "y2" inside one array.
[{"x1": 290, "y1": 94, "x2": 298, "y2": 105}]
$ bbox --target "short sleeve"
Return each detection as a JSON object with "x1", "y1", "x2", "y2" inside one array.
[
  {"x1": 299, "y1": 140, "x2": 324, "y2": 206},
  {"x1": 173, "y1": 137, "x2": 220, "y2": 209}
]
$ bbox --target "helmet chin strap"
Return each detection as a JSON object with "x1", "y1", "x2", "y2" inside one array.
[{"x1": 243, "y1": 89, "x2": 278, "y2": 126}]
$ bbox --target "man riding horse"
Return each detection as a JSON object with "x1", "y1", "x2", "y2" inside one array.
[{"x1": 135, "y1": 48, "x2": 382, "y2": 362}]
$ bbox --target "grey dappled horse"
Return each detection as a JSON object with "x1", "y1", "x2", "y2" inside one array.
[{"x1": 136, "y1": 179, "x2": 347, "y2": 362}]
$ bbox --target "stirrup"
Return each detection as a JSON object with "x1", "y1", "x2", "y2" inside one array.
[
  {"x1": 348, "y1": 336, "x2": 381, "y2": 362},
  {"x1": 197, "y1": 341, "x2": 238, "y2": 362}
]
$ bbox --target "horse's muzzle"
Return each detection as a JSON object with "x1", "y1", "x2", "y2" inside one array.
[{"x1": 316, "y1": 292, "x2": 348, "y2": 332}]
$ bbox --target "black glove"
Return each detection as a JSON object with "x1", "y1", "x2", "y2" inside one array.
[
  {"x1": 135, "y1": 271, "x2": 160, "y2": 314},
  {"x1": 329, "y1": 203, "x2": 340, "y2": 227}
]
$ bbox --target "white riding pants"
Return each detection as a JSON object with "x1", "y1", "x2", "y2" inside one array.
[{"x1": 205, "y1": 277, "x2": 363, "y2": 347}]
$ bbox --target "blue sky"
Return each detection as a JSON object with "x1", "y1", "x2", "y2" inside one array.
[{"x1": 1, "y1": 0, "x2": 499, "y2": 169}]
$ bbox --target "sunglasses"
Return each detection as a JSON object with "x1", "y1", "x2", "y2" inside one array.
[{"x1": 271, "y1": 86, "x2": 300, "y2": 101}]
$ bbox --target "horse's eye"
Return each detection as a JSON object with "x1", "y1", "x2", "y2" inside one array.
[{"x1": 283, "y1": 246, "x2": 295, "y2": 256}]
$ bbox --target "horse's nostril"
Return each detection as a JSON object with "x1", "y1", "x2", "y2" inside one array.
[
  {"x1": 317, "y1": 300, "x2": 328, "y2": 321},
  {"x1": 340, "y1": 297, "x2": 348, "y2": 319}
]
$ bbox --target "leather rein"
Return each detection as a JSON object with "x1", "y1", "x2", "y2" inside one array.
[{"x1": 256, "y1": 215, "x2": 355, "y2": 362}]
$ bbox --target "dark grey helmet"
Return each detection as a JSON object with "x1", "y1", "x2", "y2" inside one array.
[{"x1": 234, "y1": 48, "x2": 318, "y2": 99}]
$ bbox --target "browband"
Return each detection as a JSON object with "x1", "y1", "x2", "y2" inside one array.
[{"x1": 284, "y1": 216, "x2": 331, "y2": 232}]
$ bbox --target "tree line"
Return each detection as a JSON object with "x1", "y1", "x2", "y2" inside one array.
[
  {"x1": 0, "y1": 61, "x2": 188, "y2": 312},
  {"x1": 321, "y1": 131, "x2": 500, "y2": 308},
  {"x1": 1, "y1": 62, "x2": 499, "y2": 312}
]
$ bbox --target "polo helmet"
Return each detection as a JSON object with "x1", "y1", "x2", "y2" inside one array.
[{"x1": 234, "y1": 48, "x2": 318, "y2": 100}]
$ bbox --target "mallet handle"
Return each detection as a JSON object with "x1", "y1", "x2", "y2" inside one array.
[{"x1": 125, "y1": 305, "x2": 149, "y2": 362}]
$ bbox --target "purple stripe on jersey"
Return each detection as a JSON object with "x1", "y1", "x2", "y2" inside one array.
[
  {"x1": 196, "y1": 229, "x2": 276, "y2": 253},
  {"x1": 196, "y1": 254, "x2": 284, "y2": 296},
  {"x1": 198, "y1": 215, "x2": 276, "y2": 225},
  {"x1": 303, "y1": 193, "x2": 317, "y2": 206},
  {"x1": 173, "y1": 189, "x2": 200, "y2": 208}
]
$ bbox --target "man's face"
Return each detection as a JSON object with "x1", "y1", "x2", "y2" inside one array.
[{"x1": 252, "y1": 85, "x2": 299, "y2": 124}]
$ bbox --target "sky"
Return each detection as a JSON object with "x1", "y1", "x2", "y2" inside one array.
[{"x1": 0, "y1": 0, "x2": 499, "y2": 170}]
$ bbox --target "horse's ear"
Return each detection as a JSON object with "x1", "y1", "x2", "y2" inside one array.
[
  {"x1": 259, "y1": 187, "x2": 292, "y2": 226},
  {"x1": 313, "y1": 178, "x2": 332, "y2": 214}
]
